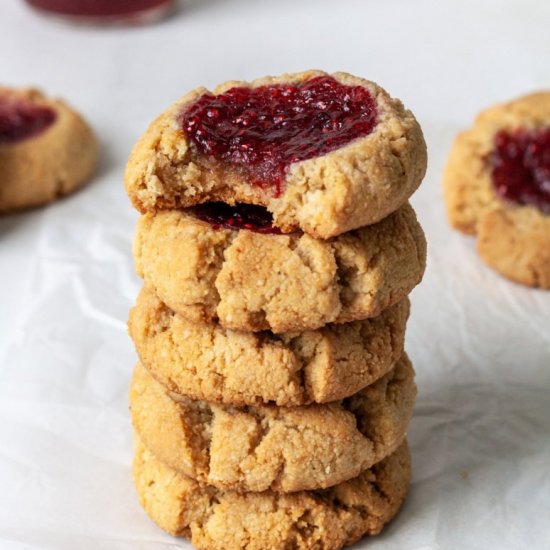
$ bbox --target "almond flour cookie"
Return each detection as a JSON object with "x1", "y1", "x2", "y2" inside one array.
[
  {"x1": 0, "y1": 87, "x2": 98, "y2": 213},
  {"x1": 133, "y1": 438, "x2": 411, "y2": 550},
  {"x1": 125, "y1": 70, "x2": 427, "y2": 238},
  {"x1": 128, "y1": 286, "x2": 409, "y2": 406},
  {"x1": 444, "y1": 92, "x2": 550, "y2": 288},
  {"x1": 130, "y1": 354, "x2": 415, "y2": 493},
  {"x1": 133, "y1": 202, "x2": 426, "y2": 333}
]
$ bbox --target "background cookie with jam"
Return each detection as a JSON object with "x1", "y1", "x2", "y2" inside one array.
[
  {"x1": 0, "y1": 87, "x2": 97, "y2": 213},
  {"x1": 444, "y1": 91, "x2": 550, "y2": 288}
]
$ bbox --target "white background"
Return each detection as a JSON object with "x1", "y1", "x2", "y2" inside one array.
[{"x1": 1, "y1": 0, "x2": 549, "y2": 548}]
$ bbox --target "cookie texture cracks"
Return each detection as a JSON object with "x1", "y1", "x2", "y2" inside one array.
[
  {"x1": 0, "y1": 87, "x2": 98, "y2": 213},
  {"x1": 133, "y1": 203, "x2": 426, "y2": 333},
  {"x1": 130, "y1": 355, "x2": 415, "y2": 493},
  {"x1": 444, "y1": 91, "x2": 550, "y2": 288},
  {"x1": 125, "y1": 70, "x2": 427, "y2": 238},
  {"x1": 133, "y1": 438, "x2": 411, "y2": 550},
  {"x1": 128, "y1": 286, "x2": 410, "y2": 406}
]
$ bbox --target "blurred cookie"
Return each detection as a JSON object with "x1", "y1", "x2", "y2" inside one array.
[
  {"x1": 130, "y1": 355, "x2": 415, "y2": 493},
  {"x1": 444, "y1": 92, "x2": 550, "y2": 288},
  {"x1": 132, "y1": 438, "x2": 411, "y2": 550},
  {"x1": 128, "y1": 286, "x2": 410, "y2": 406},
  {"x1": 133, "y1": 203, "x2": 426, "y2": 333},
  {"x1": 125, "y1": 70, "x2": 426, "y2": 238},
  {"x1": 0, "y1": 87, "x2": 98, "y2": 213}
]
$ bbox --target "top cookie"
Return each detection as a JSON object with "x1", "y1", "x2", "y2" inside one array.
[
  {"x1": 444, "y1": 92, "x2": 550, "y2": 288},
  {"x1": 0, "y1": 87, "x2": 98, "y2": 213},
  {"x1": 125, "y1": 70, "x2": 427, "y2": 238}
]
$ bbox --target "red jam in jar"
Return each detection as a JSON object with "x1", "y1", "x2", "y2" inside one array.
[{"x1": 25, "y1": 0, "x2": 174, "y2": 24}]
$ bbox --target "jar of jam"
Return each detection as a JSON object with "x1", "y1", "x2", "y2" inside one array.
[{"x1": 25, "y1": 0, "x2": 175, "y2": 25}]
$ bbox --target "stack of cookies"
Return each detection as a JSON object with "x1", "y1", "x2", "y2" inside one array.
[{"x1": 125, "y1": 71, "x2": 427, "y2": 550}]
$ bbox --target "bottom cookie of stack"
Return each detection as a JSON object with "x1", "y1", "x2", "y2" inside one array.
[{"x1": 133, "y1": 437, "x2": 411, "y2": 550}]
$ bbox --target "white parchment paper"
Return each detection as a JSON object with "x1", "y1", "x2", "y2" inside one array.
[{"x1": 1, "y1": 0, "x2": 549, "y2": 548}]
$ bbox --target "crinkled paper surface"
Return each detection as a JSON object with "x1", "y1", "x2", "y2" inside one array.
[{"x1": 0, "y1": 0, "x2": 549, "y2": 548}]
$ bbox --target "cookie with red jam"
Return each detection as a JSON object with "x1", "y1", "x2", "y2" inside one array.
[
  {"x1": 0, "y1": 87, "x2": 98, "y2": 213},
  {"x1": 444, "y1": 92, "x2": 550, "y2": 288},
  {"x1": 130, "y1": 355, "x2": 415, "y2": 493},
  {"x1": 133, "y1": 203, "x2": 426, "y2": 333},
  {"x1": 128, "y1": 286, "x2": 410, "y2": 407},
  {"x1": 133, "y1": 437, "x2": 411, "y2": 550},
  {"x1": 125, "y1": 71, "x2": 427, "y2": 238}
]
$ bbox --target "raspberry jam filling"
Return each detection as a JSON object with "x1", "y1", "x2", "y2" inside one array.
[
  {"x1": 491, "y1": 128, "x2": 550, "y2": 214},
  {"x1": 0, "y1": 97, "x2": 56, "y2": 145},
  {"x1": 180, "y1": 76, "x2": 378, "y2": 196},
  {"x1": 189, "y1": 203, "x2": 282, "y2": 234}
]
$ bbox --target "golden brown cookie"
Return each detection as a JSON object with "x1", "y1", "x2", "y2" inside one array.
[
  {"x1": 133, "y1": 203, "x2": 426, "y2": 333},
  {"x1": 444, "y1": 91, "x2": 550, "y2": 288},
  {"x1": 128, "y1": 285, "x2": 410, "y2": 406},
  {"x1": 0, "y1": 87, "x2": 98, "y2": 213},
  {"x1": 130, "y1": 354, "x2": 415, "y2": 493},
  {"x1": 133, "y1": 437, "x2": 411, "y2": 550},
  {"x1": 125, "y1": 70, "x2": 426, "y2": 238}
]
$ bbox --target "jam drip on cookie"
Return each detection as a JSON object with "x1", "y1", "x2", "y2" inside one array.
[
  {"x1": 491, "y1": 128, "x2": 550, "y2": 214},
  {"x1": 181, "y1": 76, "x2": 378, "y2": 196},
  {"x1": 189, "y1": 202, "x2": 282, "y2": 234},
  {"x1": 0, "y1": 97, "x2": 56, "y2": 145}
]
